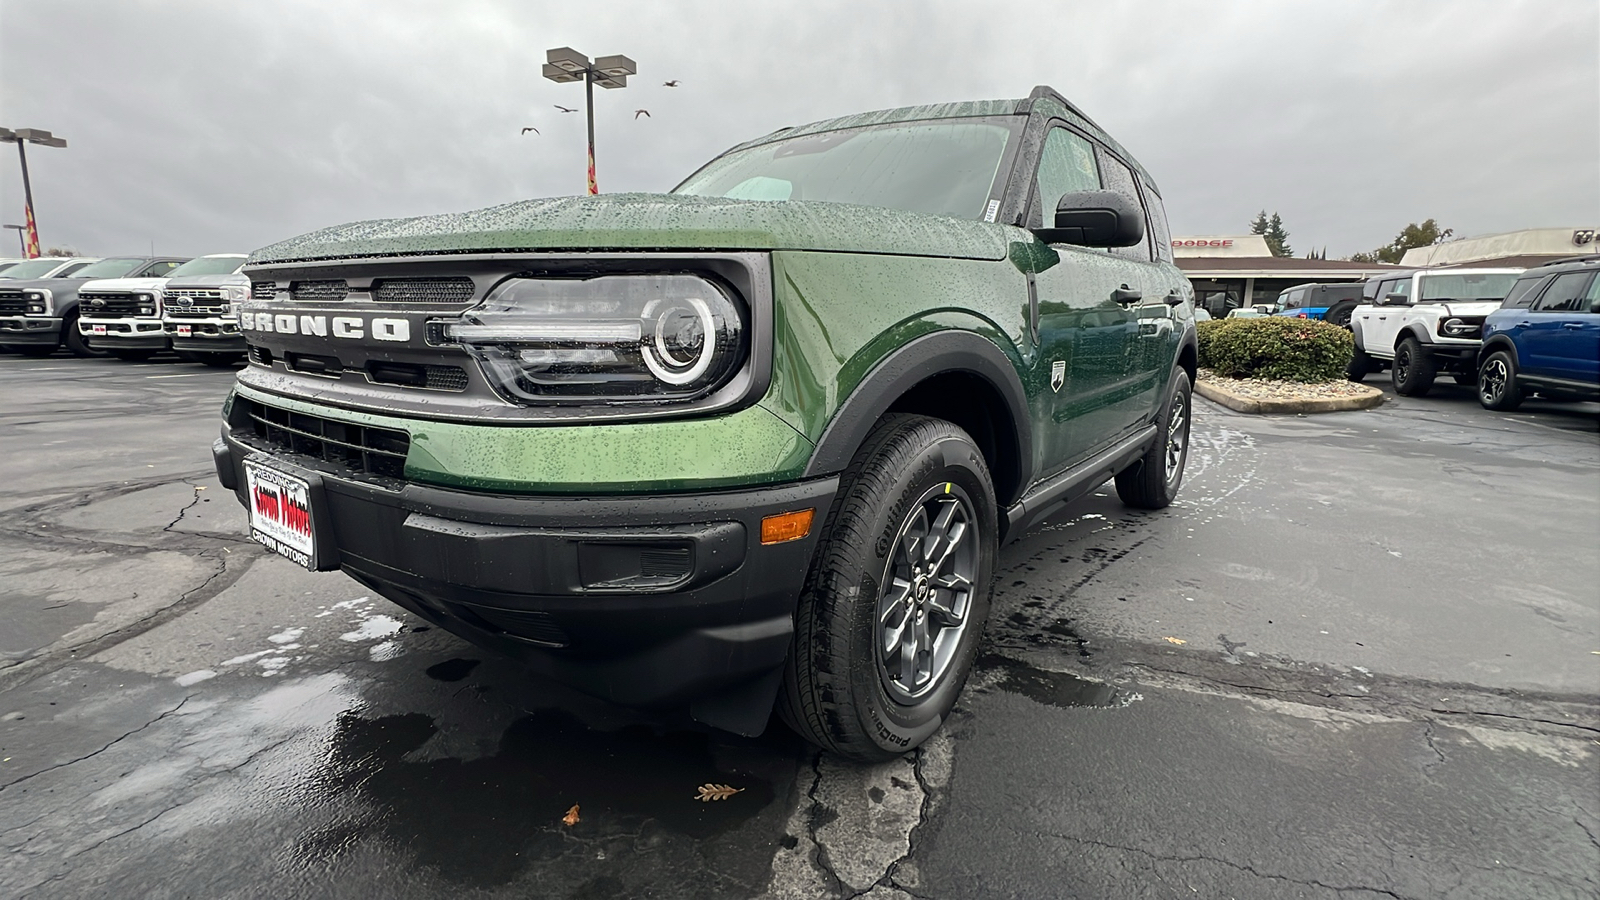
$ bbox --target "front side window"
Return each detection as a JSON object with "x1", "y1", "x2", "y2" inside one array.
[
  {"x1": 1533, "y1": 272, "x2": 1594, "y2": 312},
  {"x1": 1417, "y1": 272, "x2": 1518, "y2": 302},
  {"x1": 1030, "y1": 127, "x2": 1100, "y2": 229},
  {"x1": 1388, "y1": 279, "x2": 1413, "y2": 302},
  {"x1": 1095, "y1": 148, "x2": 1152, "y2": 262},
  {"x1": 138, "y1": 260, "x2": 185, "y2": 277},
  {"x1": 675, "y1": 117, "x2": 1023, "y2": 221},
  {"x1": 54, "y1": 261, "x2": 92, "y2": 277},
  {"x1": 1586, "y1": 272, "x2": 1600, "y2": 312},
  {"x1": 1503, "y1": 276, "x2": 1549, "y2": 308}
]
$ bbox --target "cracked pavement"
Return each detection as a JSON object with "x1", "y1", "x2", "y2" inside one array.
[{"x1": 0, "y1": 355, "x2": 1595, "y2": 899}]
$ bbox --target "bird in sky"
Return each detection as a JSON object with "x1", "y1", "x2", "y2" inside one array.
[
  {"x1": 555, "y1": 104, "x2": 577, "y2": 113},
  {"x1": 520, "y1": 126, "x2": 539, "y2": 134},
  {"x1": 634, "y1": 109, "x2": 651, "y2": 119},
  {"x1": 662, "y1": 80, "x2": 680, "y2": 87}
]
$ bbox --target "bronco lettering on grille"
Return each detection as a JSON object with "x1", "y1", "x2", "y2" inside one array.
[{"x1": 239, "y1": 313, "x2": 411, "y2": 342}]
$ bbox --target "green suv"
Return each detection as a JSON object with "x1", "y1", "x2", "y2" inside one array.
[{"x1": 215, "y1": 87, "x2": 1196, "y2": 760}]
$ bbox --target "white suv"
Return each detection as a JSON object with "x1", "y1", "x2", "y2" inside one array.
[{"x1": 1348, "y1": 267, "x2": 1524, "y2": 396}]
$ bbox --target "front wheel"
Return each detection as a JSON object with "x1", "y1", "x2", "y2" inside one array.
[
  {"x1": 1391, "y1": 337, "x2": 1436, "y2": 396},
  {"x1": 1115, "y1": 370, "x2": 1192, "y2": 510},
  {"x1": 1347, "y1": 344, "x2": 1376, "y2": 381},
  {"x1": 62, "y1": 312, "x2": 106, "y2": 358},
  {"x1": 1324, "y1": 301, "x2": 1357, "y2": 329},
  {"x1": 780, "y1": 414, "x2": 997, "y2": 761},
  {"x1": 1478, "y1": 350, "x2": 1523, "y2": 411}
]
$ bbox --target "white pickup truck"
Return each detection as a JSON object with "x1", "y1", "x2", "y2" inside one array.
[{"x1": 1347, "y1": 267, "x2": 1524, "y2": 395}]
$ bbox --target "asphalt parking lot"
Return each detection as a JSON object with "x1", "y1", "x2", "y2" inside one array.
[{"x1": 1, "y1": 353, "x2": 1596, "y2": 900}]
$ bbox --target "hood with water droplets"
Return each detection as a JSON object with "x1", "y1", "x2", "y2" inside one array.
[{"x1": 248, "y1": 193, "x2": 1010, "y2": 265}]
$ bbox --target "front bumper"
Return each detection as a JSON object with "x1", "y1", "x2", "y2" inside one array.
[
  {"x1": 0, "y1": 316, "x2": 63, "y2": 345},
  {"x1": 81, "y1": 317, "x2": 169, "y2": 350},
  {"x1": 214, "y1": 426, "x2": 836, "y2": 732},
  {"x1": 166, "y1": 319, "x2": 246, "y2": 353}
]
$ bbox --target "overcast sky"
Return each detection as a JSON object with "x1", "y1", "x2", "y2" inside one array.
[{"x1": 2, "y1": 0, "x2": 1595, "y2": 260}]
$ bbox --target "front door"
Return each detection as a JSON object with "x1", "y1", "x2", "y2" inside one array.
[{"x1": 1522, "y1": 271, "x2": 1599, "y2": 380}]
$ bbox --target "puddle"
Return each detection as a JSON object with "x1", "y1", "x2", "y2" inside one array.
[
  {"x1": 978, "y1": 654, "x2": 1126, "y2": 709},
  {"x1": 425, "y1": 658, "x2": 480, "y2": 682},
  {"x1": 306, "y1": 707, "x2": 781, "y2": 887}
]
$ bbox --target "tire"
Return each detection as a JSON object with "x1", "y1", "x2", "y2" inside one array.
[
  {"x1": 198, "y1": 353, "x2": 243, "y2": 368},
  {"x1": 1115, "y1": 370, "x2": 1192, "y2": 510},
  {"x1": 779, "y1": 414, "x2": 997, "y2": 761},
  {"x1": 62, "y1": 312, "x2": 106, "y2": 358},
  {"x1": 1478, "y1": 350, "x2": 1523, "y2": 411},
  {"x1": 174, "y1": 349, "x2": 202, "y2": 363},
  {"x1": 1346, "y1": 343, "x2": 1376, "y2": 381},
  {"x1": 1324, "y1": 301, "x2": 1356, "y2": 329},
  {"x1": 1391, "y1": 336, "x2": 1436, "y2": 396},
  {"x1": 108, "y1": 349, "x2": 156, "y2": 362}
]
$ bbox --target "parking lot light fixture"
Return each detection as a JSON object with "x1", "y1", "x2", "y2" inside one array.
[
  {"x1": 542, "y1": 47, "x2": 635, "y2": 195},
  {"x1": 3, "y1": 224, "x2": 25, "y2": 255},
  {"x1": 0, "y1": 127, "x2": 68, "y2": 258}
]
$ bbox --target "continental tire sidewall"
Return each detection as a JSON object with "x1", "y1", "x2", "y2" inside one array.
[{"x1": 845, "y1": 428, "x2": 996, "y2": 754}]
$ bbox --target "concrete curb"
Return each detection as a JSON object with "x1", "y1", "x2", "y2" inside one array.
[{"x1": 1194, "y1": 379, "x2": 1385, "y2": 414}]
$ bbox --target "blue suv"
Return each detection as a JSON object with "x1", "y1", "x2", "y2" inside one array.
[{"x1": 1478, "y1": 257, "x2": 1600, "y2": 410}]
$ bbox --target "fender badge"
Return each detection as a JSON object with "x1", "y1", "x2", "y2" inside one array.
[{"x1": 1050, "y1": 359, "x2": 1066, "y2": 393}]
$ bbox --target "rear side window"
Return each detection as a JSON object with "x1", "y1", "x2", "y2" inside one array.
[
  {"x1": 1140, "y1": 178, "x2": 1174, "y2": 263},
  {"x1": 1280, "y1": 288, "x2": 1304, "y2": 309},
  {"x1": 1533, "y1": 272, "x2": 1594, "y2": 312},
  {"x1": 1030, "y1": 127, "x2": 1101, "y2": 229},
  {"x1": 1586, "y1": 272, "x2": 1600, "y2": 312},
  {"x1": 1502, "y1": 275, "x2": 1548, "y2": 308},
  {"x1": 1095, "y1": 148, "x2": 1152, "y2": 262}
]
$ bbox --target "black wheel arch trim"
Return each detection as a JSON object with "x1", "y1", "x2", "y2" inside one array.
[
  {"x1": 802, "y1": 330, "x2": 1033, "y2": 502},
  {"x1": 1478, "y1": 336, "x2": 1519, "y2": 366}
]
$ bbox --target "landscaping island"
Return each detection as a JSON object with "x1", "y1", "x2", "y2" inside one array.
[{"x1": 1194, "y1": 316, "x2": 1384, "y2": 414}]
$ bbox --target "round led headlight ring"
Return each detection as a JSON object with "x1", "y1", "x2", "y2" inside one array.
[{"x1": 641, "y1": 295, "x2": 716, "y2": 386}]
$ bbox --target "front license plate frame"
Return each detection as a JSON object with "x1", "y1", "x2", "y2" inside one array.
[
  {"x1": 176, "y1": 324, "x2": 192, "y2": 337},
  {"x1": 243, "y1": 458, "x2": 337, "y2": 570},
  {"x1": 90, "y1": 324, "x2": 107, "y2": 335}
]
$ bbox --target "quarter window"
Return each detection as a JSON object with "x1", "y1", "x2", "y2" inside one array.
[
  {"x1": 1141, "y1": 178, "x2": 1174, "y2": 263},
  {"x1": 1030, "y1": 127, "x2": 1100, "y2": 229},
  {"x1": 1533, "y1": 272, "x2": 1594, "y2": 312}
]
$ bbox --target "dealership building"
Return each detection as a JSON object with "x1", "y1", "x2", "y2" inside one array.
[{"x1": 1172, "y1": 235, "x2": 1400, "y2": 318}]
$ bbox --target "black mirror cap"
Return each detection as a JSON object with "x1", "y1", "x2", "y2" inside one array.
[
  {"x1": 1383, "y1": 293, "x2": 1409, "y2": 305},
  {"x1": 1033, "y1": 190, "x2": 1146, "y2": 248}
]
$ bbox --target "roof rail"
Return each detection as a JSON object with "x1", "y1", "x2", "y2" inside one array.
[
  {"x1": 1026, "y1": 86, "x2": 1106, "y2": 132},
  {"x1": 1529, "y1": 254, "x2": 1600, "y2": 268}
]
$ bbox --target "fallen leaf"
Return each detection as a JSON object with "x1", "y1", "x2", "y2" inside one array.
[
  {"x1": 561, "y1": 804, "x2": 580, "y2": 826},
  {"x1": 1163, "y1": 637, "x2": 1187, "y2": 646},
  {"x1": 695, "y1": 783, "x2": 745, "y2": 802}
]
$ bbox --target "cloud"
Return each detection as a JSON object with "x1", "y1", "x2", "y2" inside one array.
[{"x1": 1, "y1": 0, "x2": 1594, "y2": 258}]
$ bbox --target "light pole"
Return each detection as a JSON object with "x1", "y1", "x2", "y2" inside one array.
[
  {"x1": 0, "y1": 128, "x2": 67, "y2": 258},
  {"x1": 542, "y1": 47, "x2": 636, "y2": 195},
  {"x1": 3, "y1": 224, "x2": 25, "y2": 255}
]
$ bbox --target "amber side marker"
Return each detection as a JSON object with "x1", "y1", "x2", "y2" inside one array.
[{"x1": 761, "y1": 509, "x2": 814, "y2": 545}]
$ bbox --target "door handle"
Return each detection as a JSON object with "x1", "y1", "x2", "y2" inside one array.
[
  {"x1": 1563, "y1": 323, "x2": 1582, "y2": 329},
  {"x1": 1513, "y1": 322, "x2": 1529, "y2": 329},
  {"x1": 1112, "y1": 285, "x2": 1142, "y2": 305}
]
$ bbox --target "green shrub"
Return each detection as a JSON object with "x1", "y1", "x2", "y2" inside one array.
[{"x1": 1196, "y1": 317, "x2": 1352, "y2": 382}]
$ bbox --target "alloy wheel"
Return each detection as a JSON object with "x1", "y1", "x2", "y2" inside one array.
[{"x1": 876, "y1": 488, "x2": 978, "y2": 703}]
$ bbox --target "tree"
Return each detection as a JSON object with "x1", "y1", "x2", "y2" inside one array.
[
  {"x1": 1249, "y1": 210, "x2": 1292, "y2": 257},
  {"x1": 44, "y1": 247, "x2": 83, "y2": 257},
  {"x1": 1346, "y1": 219, "x2": 1453, "y2": 263}
]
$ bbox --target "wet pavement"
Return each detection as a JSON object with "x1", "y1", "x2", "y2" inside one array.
[{"x1": 1, "y1": 353, "x2": 1596, "y2": 899}]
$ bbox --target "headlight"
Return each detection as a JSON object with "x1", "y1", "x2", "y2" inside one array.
[
  {"x1": 1440, "y1": 317, "x2": 1480, "y2": 337},
  {"x1": 24, "y1": 288, "x2": 52, "y2": 315},
  {"x1": 438, "y1": 274, "x2": 745, "y2": 403},
  {"x1": 223, "y1": 286, "x2": 248, "y2": 303},
  {"x1": 135, "y1": 292, "x2": 157, "y2": 316}
]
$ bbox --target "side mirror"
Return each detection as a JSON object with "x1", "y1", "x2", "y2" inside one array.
[
  {"x1": 1033, "y1": 190, "x2": 1145, "y2": 248},
  {"x1": 1383, "y1": 293, "x2": 1409, "y2": 306}
]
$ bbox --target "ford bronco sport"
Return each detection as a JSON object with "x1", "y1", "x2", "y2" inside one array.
[{"x1": 216, "y1": 87, "x2": 1198, "y2": 759}]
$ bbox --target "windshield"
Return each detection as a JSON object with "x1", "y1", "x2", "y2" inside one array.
[
  {"x1": 674, "y1": 116, "x2": 1022, "y2": 220},
  {"x1": 169, "y1": 256, "x2": 246, "y2": 277},
  {"x1": 1418, "y1": 272, "x2": 1519, "y2": 302},
  {"x1": 0, "y1": 258, "x2": 70, "y2": 279},
  {"x1": 70, "y1": 257, "x2": 148, "y2": 279}
]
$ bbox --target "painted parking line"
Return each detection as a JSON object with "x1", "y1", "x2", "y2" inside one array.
[{"x1": 146, "y1": 372, "x2": 210, "y2": 379}]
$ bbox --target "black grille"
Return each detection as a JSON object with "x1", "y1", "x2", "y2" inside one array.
[
  {"x1": 364, "y1": 360, "x2": 469, "y2": 392},
  {"x1": 425, "y1": 366, "x2": 469, "y2": 391},
  {"x1": 0, "y1": 290, "x2": 23, "y2": 315},
  {"x1": 290, "y1": 280, "x2": 348, "y2": 302},
  {"x1": 239, "y1": 398, "x2": 409, "y2": 480},
  {"x1": 80, "y1": 293, "x2": 141, "y2": 317},
  {"x1": 251, "y1": 282, "x2": 279, "y2": 301},
  {"x1": 465, "y1": 607, "x2": 571, "y2": 647},
  {"x1": 248, "y1": 345, "x2": 274, "y2": 366},
  {"x1": 373, "y1": 277, "x2": 475, "y2": 305}
]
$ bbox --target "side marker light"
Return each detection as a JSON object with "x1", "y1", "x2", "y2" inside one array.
[{"x1": 761, "y1": 509, "x2": 814, "y2": 545}]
